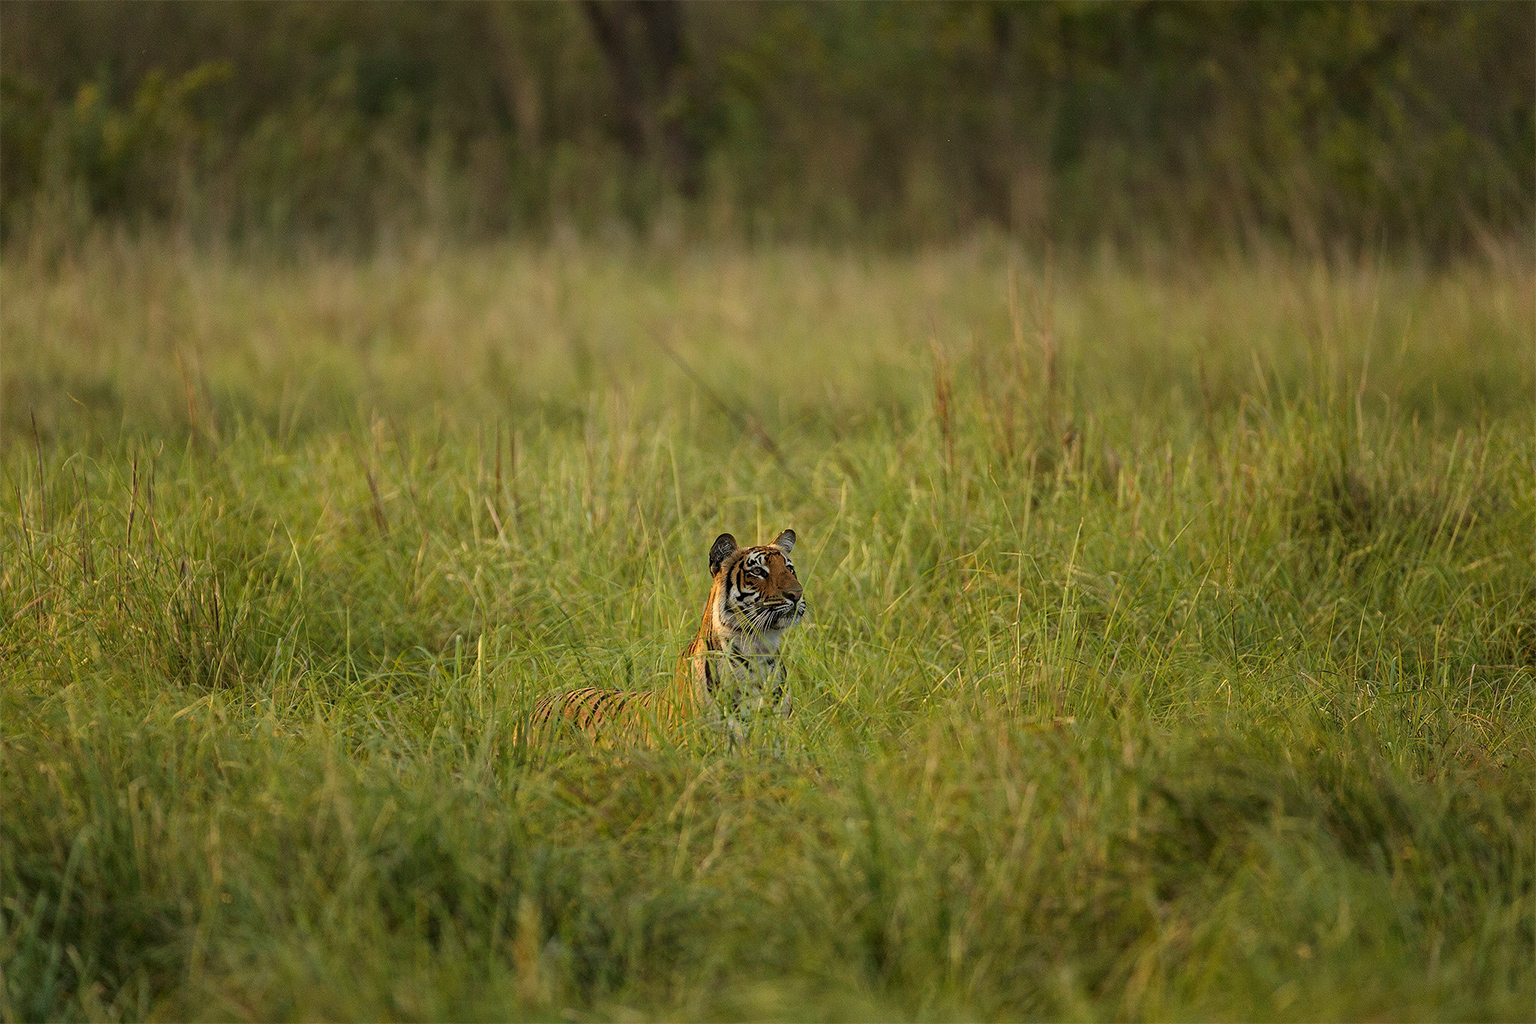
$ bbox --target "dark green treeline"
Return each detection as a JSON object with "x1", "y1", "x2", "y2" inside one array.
[{"x1": 2, "y1": 1, "x2": 1531, "y2": 251}]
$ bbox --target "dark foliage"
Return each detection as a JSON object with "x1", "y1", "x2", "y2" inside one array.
[{"x1": 2, "y1": 1, "x2": 1531, "y2": 250}]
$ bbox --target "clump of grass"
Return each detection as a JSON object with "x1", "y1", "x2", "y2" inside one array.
[{"x1": 2, "y1": 239, "x2": 1533, "y2": 1020}]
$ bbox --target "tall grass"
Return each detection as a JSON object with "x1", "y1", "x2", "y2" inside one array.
[{"x1": 2, "y1": 238, "x2": 1533, "y2": 1020}]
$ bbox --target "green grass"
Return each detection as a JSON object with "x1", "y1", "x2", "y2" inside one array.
[{"x1": 3, "y1": 237, "x2": 1534, "y2": 1021}]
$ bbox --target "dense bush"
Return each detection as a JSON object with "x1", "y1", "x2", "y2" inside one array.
[{"x1": 2, "y1": 1, "x2": 1531, "y2": 250}]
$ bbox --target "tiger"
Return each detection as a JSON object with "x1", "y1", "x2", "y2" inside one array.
[{"x1": 528, "y1": 529, "x2": 806, "y2": 748}]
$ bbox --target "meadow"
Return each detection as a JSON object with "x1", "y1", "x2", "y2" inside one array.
[{"x1": 3, "y1": 236, "x2": 1533, "y2": 1020}]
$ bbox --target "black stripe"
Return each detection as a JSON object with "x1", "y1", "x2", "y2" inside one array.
[
  {"x1": 582, "y1": 690, "x2": 624, "y2": 727},
  {"x1": 602, "y1": 690, "x2": 630, "y2": 720}
]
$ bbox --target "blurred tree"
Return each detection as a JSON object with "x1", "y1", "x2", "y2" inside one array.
[{"x1": 581, "y1": 0, "x2": 702, "y2": 196}]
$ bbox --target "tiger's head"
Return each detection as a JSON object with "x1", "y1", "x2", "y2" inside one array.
[{"x1": 708, "y1": 528, "x2": 805, "y2": 637}]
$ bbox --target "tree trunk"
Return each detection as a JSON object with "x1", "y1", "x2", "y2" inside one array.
[{"x1": 580, "y1": 0, "x2": 700, "y2": 196}]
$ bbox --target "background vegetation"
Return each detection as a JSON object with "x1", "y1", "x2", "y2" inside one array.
[
  {"x1": 3, "y1": 2, "x2": 1534, "y2": 1021},
  {"x1": 2, "y1": 1, "x2": 1532, "y2": 251}
]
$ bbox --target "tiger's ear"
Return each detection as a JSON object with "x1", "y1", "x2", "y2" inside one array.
[
  {"x1": 709, "y1": 533, "x2": 738, "y2": 575},
  {"x1": 773, "y1": 528, "x2": 796, "y2": 553}
]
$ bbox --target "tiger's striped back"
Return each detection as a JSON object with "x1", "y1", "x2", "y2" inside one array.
[
  {"x1": 527, "y1": 528, "x2": 805, "y2": 749},
  {"x1": 528, "y1": 680, "x2": 703, "y2": 748}
]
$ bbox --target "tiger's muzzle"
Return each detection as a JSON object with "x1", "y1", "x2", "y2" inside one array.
[{"x1": 767, "y1": 595, "x2": 806, "y2": 629}]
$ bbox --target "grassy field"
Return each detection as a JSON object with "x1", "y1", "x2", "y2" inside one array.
[{"x1": 3, "y1": 237, "x2": 1533, "y2": 1021}]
